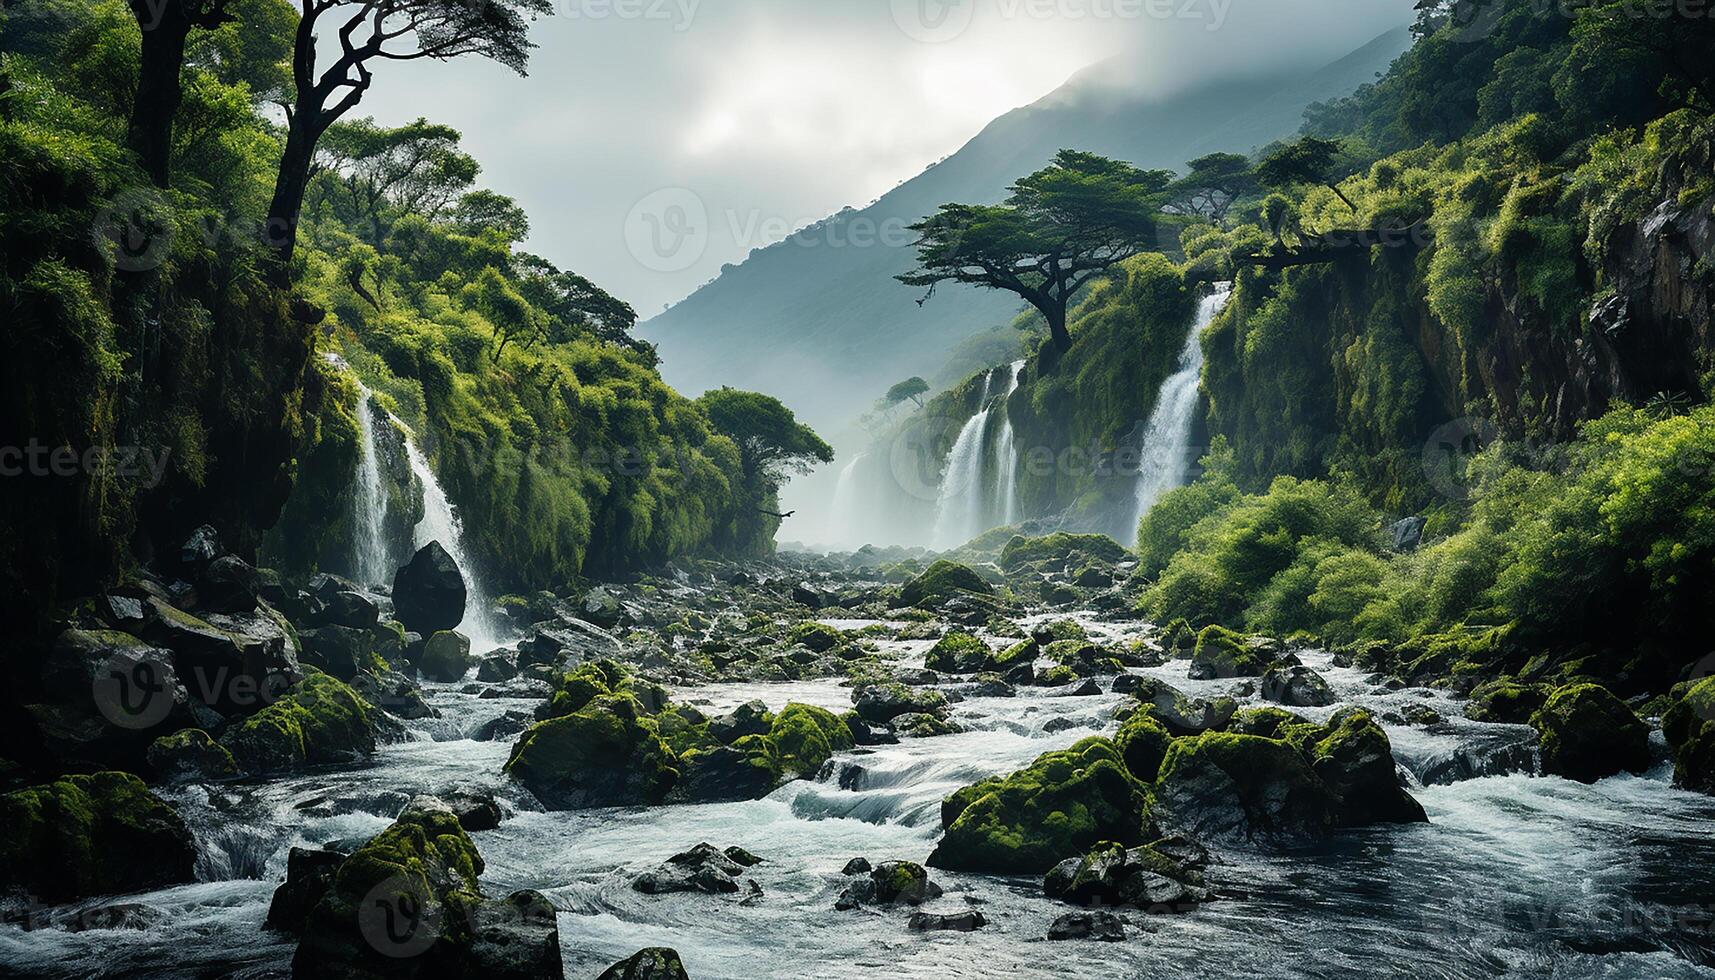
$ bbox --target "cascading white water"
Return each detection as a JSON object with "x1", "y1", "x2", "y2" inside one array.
[
  {"x1": 930, "y1": 372, "x2": 996, "y2": 550},
  {"x1": 992, "y1": 358, "x2": 1026, "y2": 527},
  {"x1": 827, "y1": 451, "x2": 867, "y2": 547},
  {"x1": 1130, "y1": 283, "x2": 1233, "y2": 540},
  {"x1": 400, "y1": 435, "x2": 503, "y2": 651},
  {"x1": 349, "y1": 383, "x2": 393, "y2": 586}
]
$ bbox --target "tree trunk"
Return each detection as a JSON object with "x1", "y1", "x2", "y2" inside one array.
[
  {"x1": 126, "y1": 5, "x2": 193, "y2": 187},
  {"x1": 1045, "y1": 304, "x2": 1072, "y2": 352},
  {"x1": 264, "y1": 114, "x2": 320, "y2": 286}
]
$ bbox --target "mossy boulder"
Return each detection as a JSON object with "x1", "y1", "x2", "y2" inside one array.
[
  {"x1": 899, "y1": 560, "x2": 993, "y2": 608},
  {"x1": 1663, "y1": 677, "x2": 1715, "y2": 794},
  {"x1": 999, "y1": 533, "x2": 1128, "y2": 571},
  {"x1": 787, "y1": 621, "x2": 842, "y2": 653},
  {"x1": 768, "y1": 703, "x2": 854, "y2": 778},
  {"x1": 1128, "y1": 676, "x2": 1236, "y2": 736},
  {"x1": 146, "y1": 728, "x2": 238, "y2": 783},
  {"x1": 1530, "y1": 683, "x2": 1650, "y2": 783},
  {"x1": 506, "y1": 694, "x2": 679, "y2": 809},
  {"x1": 1188, "y1": 625, "x2": 1267, "y2": 680},
  {"x1": 0, "y1": 772, "x2": 196, "y2": 904},
  {"x1": 1114, "y1": 712, "x2": 1174, "y2": 782},
  {"x1": 220, "y1": 673, "x2": 381, "y2": 775},
  {"x1": 928, "y1": 737, "x2": 1151, "y2": 874},
  {"x1": 924, "y1": 631, "x2": 991, "y2": 674},
  {"x1": 1044, "y1": 840, "x2": 1208, "y2": 911},
  {"x1": 1464, "y1": 679, "x2": 1550, "y2": 724},
  {"x1": 420, "y1": 630, "x2": 473, "y2": 682},
  {"x1": 852, "y1": 682, "x2": 948, "y2": 724},
  {"x1": 1044, "y1": 640, "x2": 1125, "y2": 678},
  {"x1": 1153, "y1": 732, "x2": 1337, "y2": 842},
  {"x1": 1300, "y1": 708, "x2": 1426, "y2": 826},
  {"x1": 672, "y1": 739, "x2": 782, "y2": 803}
]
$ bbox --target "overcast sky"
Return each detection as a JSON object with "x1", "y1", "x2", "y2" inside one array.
[{"x1": 359, "y1": 0, "x2": 1414, "y2": 314}]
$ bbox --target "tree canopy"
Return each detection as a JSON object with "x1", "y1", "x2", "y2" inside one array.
[
  {"x1": 1255, "y1": 136, "x2": 1358, "y2": 212},
  {"x1": 884, "y1": 377, "x2": 930, "y2": 410},
  {"x1": 1166, "y1": 152, "x2": 1258, "y2": 223},
  {"x1": 898, "y1": 149, "x2": 1171, "y2": 352}
]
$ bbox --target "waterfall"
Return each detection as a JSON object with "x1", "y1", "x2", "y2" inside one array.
[
  {"x1": 349, "y1": 384, "x2": 393, "y2": 586},
  {"x1": 828, "y1": 452, "x2": 867, "y2": 548},
  {"x1": 992, "y1": 359, "x2": 1025, "y2": 526},
  {"x1": 1130, "y1": 283, "x2": 1233, "y2": 541},
  {"x1": 400, "y1": 435, "x2": 503, "y2": 651},
  {"x1": 933, "y1": 368, "x2": 1012, "y2": 551}
]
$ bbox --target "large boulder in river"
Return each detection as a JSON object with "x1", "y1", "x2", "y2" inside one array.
[
  {"x1": 146, "y1": 728, "x2": 239, "y2": 783},
  {"x1": 899, "y1": 560, "x2": 992, "y2": 608},
  {"x1": 929, "y1": 737, "x2": 1150, "y2": 874},
  {"x1": 0, "y1": 772, "x2": 196, "y2": 904},
  {"x1": 852, "y1": 682, "x2": 947, "y2": 724},
  {"x1": 1530, "y1": 683, "x2": 1649, "y2": 783},
  {"x1": 420, "y1": 630, "x2": 473, "y2": 682},
  {"x1": 32, "y1": 628, "x2": 204, "y2": 769},
  {"x1": 598, "y1": 949, "x2": 690, "y2": 980},
  {"x1": 1297, "y1": 708, "x2": 1426, "y2": 826},
  {"x1": 1664, "y1": 677, "x2": 1715, "y2": 795},
  {"x1": 505, "y1": 694, "x2": 678, "y2": 809},
  {"x1": 391, "y1": 541, "x2": 467, "y2": 636},
  {"x1": 291, "y1": 796, "x2": 564, "y2": 979},
  {"x1": 1153, "y1": 732, "x2": 1337, "y2": 842},
  {"x1": 1187, "y1": 625, "x2": 1268, "y2": 680},
  {"x1": 924, "y1": 631, "x2": 991, "y2": 674},
  {"x1": 1044, "y1": 840, "x2": 1208, "y2": 911},
  {"x1": 1260, "y1": 665, "x2": 1335, "y2": 707},
  {"x1": 220, "y1": 673, "x2": 382, "y2": 775}
]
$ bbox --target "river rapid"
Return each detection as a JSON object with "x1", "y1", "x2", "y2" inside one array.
[{"x1": 4, "y1": 612, "x2": 1715, "y2": 980}]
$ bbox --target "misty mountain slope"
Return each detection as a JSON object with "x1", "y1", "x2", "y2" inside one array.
[{"x1": 642, "y1": 27, "x2": 1412, "y2": 430}]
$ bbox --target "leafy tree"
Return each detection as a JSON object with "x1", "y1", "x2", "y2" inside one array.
[
  {"x1": 898, "y1": 150, "x2": 1171, "y2": 352},
  {"x1": 311, "y1": 117, "x2": 479, "y2": 243},
  {"x1": 1165, "y1": 152, "x2": 1257, "y2": 223},
  {"x1": 263, "y1": 0, "x2": 551, "y2": 282},
  {"x1": 453, "y1": 189, "x2": 530, "y2": 243},
  {"x1": 883, "y1": 376, "x2": 930, "y2": 410},
  {"x1": 697, "y1": 388, "x2": 833, "y2": 522},
  {"x1": 512, "y1": 253, "x2": 646, "y2": 358},
  {"x1": 1255, "y1": 136, "x2": 1358, "y2": 213},
  {"x1": 1566, "y1": 0, "x2": 1715, "y2": 117}
]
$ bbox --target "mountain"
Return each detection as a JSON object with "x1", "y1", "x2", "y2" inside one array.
[{"x1": 641, "y1": 27, "x2": 1413, "y2": 432}]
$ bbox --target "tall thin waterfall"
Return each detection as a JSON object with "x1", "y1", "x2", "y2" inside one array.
[
  {"x1": 930, "y1": 372, "x2": 996, "y2": 550},
  {"x1": 992, "y1": 359, "x2": 1026, "y2": 526},
  {"x1": 1130, "y1": 283, "x2": 1232, "y2": 541},
  {"x1": 400, "y1": 435, "x2": 502, "y2": 651},
  {"x1": 349, "y1": 384, "x2": 392, "y2": 586},
  {"x1": 828, "y1": 452, "x2": 866, "y2": 547}
]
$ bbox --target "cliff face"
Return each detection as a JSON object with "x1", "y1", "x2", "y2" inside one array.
[{"x1": 1203, "y1": 185, "x2": 1715, "y2": 513}]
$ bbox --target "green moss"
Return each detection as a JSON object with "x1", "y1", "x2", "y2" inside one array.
[
  {"x1": 767, "y1": 703, "x2": 854, "y2": 778},
  {"x1": 929, "y1": 737, "x2": 1150, "y2": 874},
  {"x1": 899, "y1": 560, "x2": 994, "y2": 608},
  {"x1": 1464, "y1": 678, "x2": 1550, "y2": 723},
  {"x1": 1113, "y1": 712, "x2": 1174, "y2": 782},
  {"x1": 1662, "y1": 678, "x2": 1715, "y2": 795},
  {"x1": 1189, "y1": 625, "x2": 1266, "y2": 679},
  {"x1": 0, "y1": 772, "x2": 196, "y2": 903},
  {"x1": 420, "y1": 630, "x2": 472, "y2": 682},
  {"x1": 1530, "y1": 683, "x2": 1649, "y2": 783},
  {"x1": 925, "y1": 631, "x2": 991, "y2": 674},
  {"x1": 220, "y1": 673, "x2": 379, "y2": 774},
  {"x1": 504, "y1": 693, "x2": 679, "y2": 809},
  {"x1": 999, "y1": 533, "x2": 1129, "y2": 571},
  {"x1": 787, "y1": 621, "x2": 842, "y2": 653}
]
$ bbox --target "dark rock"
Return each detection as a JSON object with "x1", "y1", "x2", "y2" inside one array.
[
  {"x1": 1188, "y1": 626, "x2": 1267, "y2": 680},
  {"x1": 1048, "y1": 841, "x2": 1208, "y2": 911},
  {"x1": 670, "y1": 745, "x2": 779, "y2": 803},
  {"x1": 895, "y1": 668, "x2": 941, "y2": 686},
  {"x1": 723, "y1": 846, "x2": 762, "y2": 867},
  {"x1": 579, "y1": 586, "x2": 625, "y2": 629},
  {"x1": 466, "y1": 889, "x2": 564, "y2": 980},
  {"x1": 445, "y1": 790, "x2": 503, "y2": 831},
  {"x1": 1531, "y1": 683, "x2": 1650, "y2": 783},
  {"x1": 199, "y1": 556, "x2": 260, "y2": 613},
  {"x1": 351, "y1": 667, "x2": 437, "y2": 721},
  {"x1": 841, "y1": 857, "x2": 872, "y2": 875},
  {"x1": 598, "y1": 948, "x2": 689, "y2": 980},
  {"x1": 707, "y1": 700, "x2": 772, "y2": 743},
  {"x1": 178, "y1": 524, "x2": 225, "y2": 571},
  {"x1": 1056, "y1": 679, "x2": 1102, "y2": 697},
  {"x1": 420, "y1": 630, "x2": 473, "y2": 682},
  {"x1": 391, "y1": 541, "x2": 468, "y2": 635},
  {"x1": 320, "y1": 590, "x2": 380, "y2": 630},
  {"x1": 1387, "y1": 516, "x2": 1427, "y2": 552},
  {"x1": 298, "y1": 625, "x2": 372, "y2": 680},
  {"x1": 908, "y1": 911, "x2": 986, "y2": 932},
  {"x1": 1309, "y1": 709, "x2": 1428, "y2": 826},
  {"x1": 843, "y1": 715, "x2": 898, "y2": 746},
  {"x1": 146, "y1": 728, "x2": 238, "y2": 783},
  {"x1": 1047, "y1": 910, "x2": 1125, "y2": 941},
  {"x1": 477, "y1": 654, "x2": 520, "y2": 682},
  {"x1": 1153, "y1": 733, "x2": 1337, "y2": 843},
  {"x1": 853, "y1": 682, "x2": 947, "y2": 724},
  {"x1": 265, "y1": 846, "x2": 344, "y2": 934},
  {"x1": 791, "y1": 582, "x2": 828, "y2": 607},
  {"x1": 1260, "y1": 665, "x2": 1335, "y2": 708}
]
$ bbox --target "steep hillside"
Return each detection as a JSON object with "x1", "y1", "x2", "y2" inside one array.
[{"x1": 642, "y1": 28, "x2": 1413, "y2": 431}]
